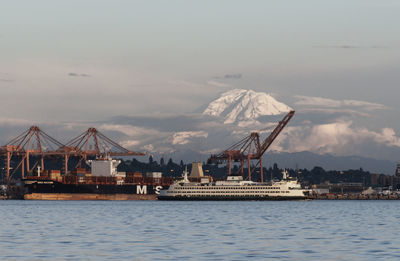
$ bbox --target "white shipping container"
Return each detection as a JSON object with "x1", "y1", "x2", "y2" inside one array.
[{"x1": 146, "y1": 172, "x2": 162, "y2": 178}]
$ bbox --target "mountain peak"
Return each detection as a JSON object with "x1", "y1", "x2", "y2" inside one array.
[{"x1": 203, "y1": 89, "x2": 292, "y2": 124}]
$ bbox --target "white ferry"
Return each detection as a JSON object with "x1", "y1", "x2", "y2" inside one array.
[{"x1": 158, "y1": 168, "x2": 311, "y2": 200}]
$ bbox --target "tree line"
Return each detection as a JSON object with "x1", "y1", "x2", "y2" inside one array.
[{"x1": 118, "y1": 156, "x2": 374, "y2": 186}]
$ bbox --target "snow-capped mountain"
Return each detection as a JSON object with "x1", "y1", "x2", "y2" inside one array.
[{"x1": 203, "y1": 89, "x2": 292, "y2": 124}]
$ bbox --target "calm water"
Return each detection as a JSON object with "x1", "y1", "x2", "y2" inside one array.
[{"x1": 1, "y1": 200, "x2": 400, "y2": 260}]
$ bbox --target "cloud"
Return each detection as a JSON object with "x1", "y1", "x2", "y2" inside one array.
[
  {"x1": 0, "y1": 117, "x2": 31, "y2": 126},
  {"x1": 298, "y1": 108, "x2": 371, "y2": 117},
  {"x1": 342, "y1": 100, "x2": 387, "y2": 111},
  {"x1": 109, "y1": 114, "x2": 208, "y2": 132},
  {"x1": 295, "y1": 96, "x2": 341, "y2": 107},
  {"x1": 119, "y1": 139, "x2": 140, "y2": 148},
  {"x1": 0, "y1": 78, "x2": 14, "y2": 82},
  {"x1": 170, "y1": 131, "x2": 208, "y2": 145},
  {"x1": 143, "y1": 144, "x2": 175, "y2": 154},
  {"x1": 273, "y1": 121, "x2": 400, "y2": 156},
  {"x1": 143, "y1": 144, "x2": 155, "y2": 152},
  {"x1": 294, "y1": 95, "x2": 387, "y2": 111},
  {"x1": 68, "y1": 72, "x2": 90, "y2": 77},
  {"x1": 373, "y1": 128, "x2": 400, "y2": 147},
  {"x1": 207, "y1": 80, "x2": 230, "y2": 88},
  {"x1": 224, "y1": 73, "x2": 242, "y2": 79},
  {"x1": 0, "y1": 73, "x2": 14, "y2": 82},
  {"x1": 313, "y1": 45, "x2": 387, "y2": 49},
  {"x1": 99, "y1": 124, "x2": 168, "y2": 139}
]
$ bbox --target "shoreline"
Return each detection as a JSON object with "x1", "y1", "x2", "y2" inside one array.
[{"x1": 3, "y1": 193, "x2": 396, "y2": 200}]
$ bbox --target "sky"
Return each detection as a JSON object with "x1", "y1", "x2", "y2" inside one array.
[{"x1": 1, "y1": 0, "x2": 400, "y2": 166}]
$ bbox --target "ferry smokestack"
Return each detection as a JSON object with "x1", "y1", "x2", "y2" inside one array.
[{"x1": 190, "y1": 162, "x2": 204, "y2": 178}]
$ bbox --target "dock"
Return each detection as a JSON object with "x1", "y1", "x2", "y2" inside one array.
[{"x1": 310, "y1": 193, "x2": 400, "y2": 200}]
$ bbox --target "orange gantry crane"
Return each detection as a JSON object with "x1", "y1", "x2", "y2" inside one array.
[
  {"x1": 208, "y1": 110, "x2": 295, "y2": 182},
  {"x1": 0, "y1": 126, "x2": 145, "y2": 182},
  {"x1": 0, "y1": 126, "x2": 65, "y2": 181},
  {"x1": 59, "y1": 127, "x2": 145, "y2": 173}
]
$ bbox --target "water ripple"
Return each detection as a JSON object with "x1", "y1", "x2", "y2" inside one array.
[{"x1": 0, "y1": 200, "x2": 399, "y2": 260}]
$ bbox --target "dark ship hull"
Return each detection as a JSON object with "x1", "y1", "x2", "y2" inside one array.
[{"x1": 23, "y1": 177, "x2": 171, "y2": 200}]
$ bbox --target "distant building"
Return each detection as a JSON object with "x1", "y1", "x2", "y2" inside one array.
[
  {"x1": 312, "y1": 188, "x2": 329, "y2": 195},
  {"x1": 329, "y1": 183, "x2": 364, "y2": 194},
  {"x1": 370, "y1": 172, "x2": 400, "y2": 190},
  {"x1": 370, "y1": 174, "x2": 380, "y2": 186},
  {"x1": 396, "y1": 163, "x2": 400, "y2": 177}
]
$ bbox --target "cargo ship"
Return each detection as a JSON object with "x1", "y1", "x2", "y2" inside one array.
[
  {"x1": 23, "y1": 156, "x2": 173, "y2": 200},
  {"x1": 158, "y1": 167, "x2": 311, "y2": 200}
]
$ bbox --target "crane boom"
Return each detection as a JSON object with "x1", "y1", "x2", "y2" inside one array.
[{"x1": 257, "y1": 110, "x2": 295, "y2": 157}]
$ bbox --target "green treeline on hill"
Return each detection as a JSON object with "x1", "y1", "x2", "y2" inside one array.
[{"x1": 119, "y1": 156, "x2": 374, "y2": 186}]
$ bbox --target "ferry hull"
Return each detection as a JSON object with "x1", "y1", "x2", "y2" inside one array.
[{"x1": 157, "y1": 195, "x2": 308, "y2": 201}]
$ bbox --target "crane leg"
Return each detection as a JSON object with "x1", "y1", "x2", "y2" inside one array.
[{"x1": 260, "y1": 157, "x2": 263, "y2": 183}]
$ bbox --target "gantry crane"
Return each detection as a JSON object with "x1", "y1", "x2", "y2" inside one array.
[
  {"x1": 208, "y1": 110, "x2": 295, "y2": 182},
  {"x1": 59, "y1": 128, "x2": 145, "y2": 173},
  {"x1": 0, "y1": 126, "x2": 66, "y2": 181},
  {"x1": 0, "y1": 126, "x2": 145, "y2": 182}
]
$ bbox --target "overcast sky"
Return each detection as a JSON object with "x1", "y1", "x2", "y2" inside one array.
[{"x1": 1, "y1": 0, "x2": 400, "y2": 160}]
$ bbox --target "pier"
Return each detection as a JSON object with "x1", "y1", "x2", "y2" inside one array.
[{"x1": 310, "y1": 193, "x2": 400, "y2": 200}]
